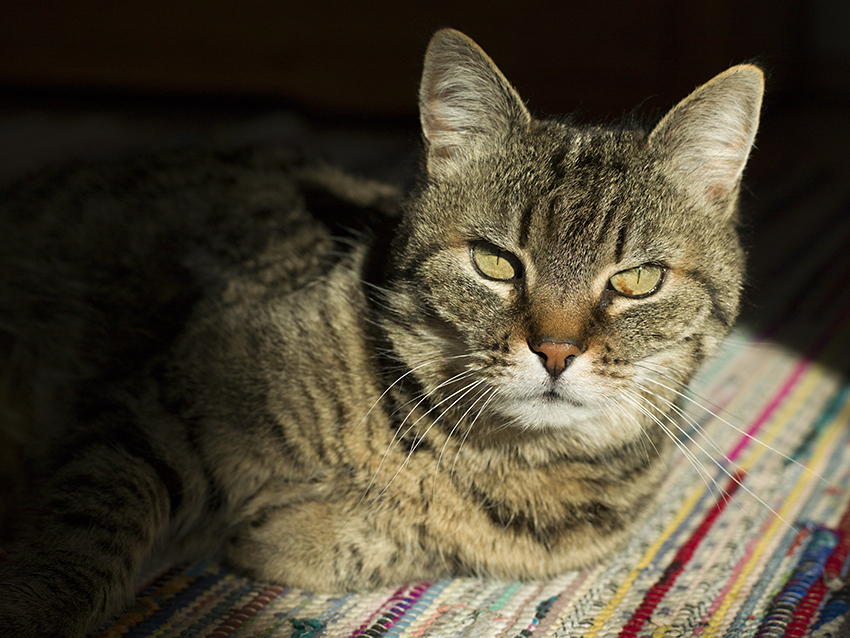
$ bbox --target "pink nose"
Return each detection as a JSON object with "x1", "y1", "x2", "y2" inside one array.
[{"x1": 530, "y1": 340, "x2": 582, "y2": 377}]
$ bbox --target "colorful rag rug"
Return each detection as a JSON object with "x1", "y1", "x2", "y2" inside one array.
[{"x1": 93, "y1": 176, "x2": 850, "y2": 637}]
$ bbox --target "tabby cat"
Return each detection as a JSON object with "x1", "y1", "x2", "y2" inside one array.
[{"x1": 0, "y1": 29, "x2": 762, "y2": 637}]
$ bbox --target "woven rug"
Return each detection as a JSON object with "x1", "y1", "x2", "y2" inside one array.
[{"x1": 83, "y1": 166, "x2": 850, "y2": 638}]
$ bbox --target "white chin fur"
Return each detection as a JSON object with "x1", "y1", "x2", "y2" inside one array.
[
  {"x1": 496, "y1": 397, "x2": 602, "y2": 430},
  {"x1": 485, "y1": 355, "x2": 647, "y2": 446},
  {"x1": 491, "y1": 395, "x2": 647, "y2": 450}
]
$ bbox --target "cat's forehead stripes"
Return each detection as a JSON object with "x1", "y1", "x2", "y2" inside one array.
[
  {"x1": 514, "y1": 188, "x2": 632, "y2": 290},
  {"x1": 613, "y1": 224, "x2": 628, "y2": 264},
  {"x1": 513, "y1": 129, "x2": 646, "y2": 265},
  {"x1": 515, "y1": 199, "x2": 536, "y2": 249}
]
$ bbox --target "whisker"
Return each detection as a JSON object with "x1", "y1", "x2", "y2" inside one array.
[
  {"x1": 368, "y1": 377, "x2": 487, "y2": 508},
  {"x1": 328, "y1": 234, "x2": 365, "y2": 247},
  {"x1": 628, "y1": 385, "x2": 742, "y2": 512},
  {"x1": 352, "y1": 352, "x2": 474, "y2": 435},
  {"x1": 626, "y1": 387, "x2": 799, "y2": 533},
  {"x1": 605, "y1": 401, "x2": 663, "y2": 470},
  {"x1": 357, "y1": 366, "x2": 480, "y2": 508},
  {"x1": 634, "y1": 364, "x2": 830, "y2": 486},
  {"x1": 620, "y1": 390, "x2": 724, "y2": 509},
  {"x1": 717, "y1": 333, "x2": 787, "y2": 353},
  {"x1": 449, "y1": 388, "x2": 499, "y2": 484},
  {"x1": 652, "y1": 390, "x2": 746, "y2": 477},
  {"x1": 636, "y1": 360, "x2": 769, "y2": 435},
  {"x1": 631, "y1": 375, "x2": 746, "y2": 475},
  {"x1": 385, "y1": 368, "x2": 480, "y2": 440},
  {"x1": 433, "y1": 383, "x2": 493, "y2": 498},
  {"x1": 636, "y1": 381, "x2": 824, "y2": 530}
]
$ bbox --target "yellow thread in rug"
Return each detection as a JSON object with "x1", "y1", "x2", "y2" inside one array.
[
  {"x1": 701, "y1": 384, "x2": 849, "y2": 637},
  {"x1": 582, "y1": 485, "x2": 707, "y2": 637}
]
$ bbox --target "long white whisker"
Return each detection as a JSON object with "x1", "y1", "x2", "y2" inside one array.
[
  {"x1": 636, "y1": 381, "x2": 818, "y2": 530},
  {"x1": 605, "y1": 400, "x2": 662, "y2": 470},
  {"x1": 620, "y1": 391, "x2": 723, "y2": 508},
  {"x1": 634, "y1": 381, "x2": 746, "y2": 479},
  {"x1": 386, "y1": 368, "x2": 481, "y2": 449},
  {"x1": 357, "y1": 366, "x2": 479, "y2": 508},
  {"x1": 353, "y1": 352, "x2": 473, "y2": 435},
  {"x1": 626, "y1": 387, "x2": 798, "y2": 532},
  {"x1": 635, "y1": 365, "x2": 830, "y2": 485},
  {"x1": 433, "y1": 383, "x2": 493, "y2": 498},
  {"x1": 717, "y1": 333, "x2": 786, "y2": 353},
  {"x1": 450, "y1": 388, "x2": 499, "y2": 484},
  {"x1": 369, "y1": 378, "x2": 487, "y2": 508},
  {"x1": 385, "y1": 366, "x2": 478, "y2": 424},
  {"x1": 337, "y1": 354, "x2": 471, "y2": 535}
]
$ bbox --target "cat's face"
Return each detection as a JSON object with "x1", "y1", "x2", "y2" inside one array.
[{"x1": 379, "y1": 30, "x2": 761, "y2": 452}]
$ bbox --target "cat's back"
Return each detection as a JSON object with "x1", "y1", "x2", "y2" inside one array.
[
  {"x1": 0, "y1": 146, "x2": 397, "y2": 475},
  {"x1": 1, "y1": 145, "x2": 329, "y2": 307}
]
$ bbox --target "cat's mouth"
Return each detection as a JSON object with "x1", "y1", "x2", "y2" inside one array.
[{"x1": 541, "y1": 388, "x2": 583, "y2": 407}]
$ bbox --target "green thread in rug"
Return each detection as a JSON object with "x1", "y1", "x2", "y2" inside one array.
[{"x1": 290, "y1": 617, "x2": 324, "y2": 638}]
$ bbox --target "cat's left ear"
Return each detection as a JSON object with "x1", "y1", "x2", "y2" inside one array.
[
  {"x1": 419, "y1": 29, "x2": 532, "y2": 179},
  {"x1": 648, "y1": 64, "x2": 764, "y2": 215}
]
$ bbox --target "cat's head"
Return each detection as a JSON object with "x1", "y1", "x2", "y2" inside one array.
[{"x1": 378, "y1": 29, "x2": 763, "y2": 452}]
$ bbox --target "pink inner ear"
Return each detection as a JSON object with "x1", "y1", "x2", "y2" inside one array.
[
  {"x1": 422, "y1": 100, "x2": 460, "y2": 159},
  {"x1": 430, "y1": 142, "x2": 460, "y2": 162},
  {"x1": 702, "y1": 158, "x2": 737, "y2": 203},
  {"x1": 420, "y1": 97, "x2": 442, "y2": 138},
  {"x1": 702, "y1": 133, "x2": 750, "y2": 203},
  {"x1": 648, "y1": 65, "x2": 763, "y2": 213},
  {"x1": 706, "y1": 181, "x2": 731, "y2": 203}
]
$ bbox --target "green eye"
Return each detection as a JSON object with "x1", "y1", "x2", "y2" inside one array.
[
  {"x1": 471, "y1": 241, "x2": 522, "y2": 281},
  {"x1": 609, "y1": 264, "x2": 664, "y2": 298}
]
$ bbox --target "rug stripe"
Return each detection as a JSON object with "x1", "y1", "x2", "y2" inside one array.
[
  {"x1": 700, "y1": 374, "x2": 850, "y2": 637},
  {"x1": 786, "y1": 441, "x2": 850, "y2": 636},
  {"x1": 579, "y1": 477, "x2": 718, "y2": 636},
  {"x1": 754, "y1": 527, "x2": 837, "y2": 637},
  {"x1": 616, "y1": 473, "x2": 743, "y2": 637}
]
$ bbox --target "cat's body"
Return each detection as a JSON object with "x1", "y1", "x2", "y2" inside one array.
[{"x1": 0, "y1": 30, "x2": 763, "y2": 637}]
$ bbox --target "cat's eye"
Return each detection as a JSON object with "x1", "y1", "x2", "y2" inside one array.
[
  {"x1": 609, "y1": 264, "x2": 664, "y2": 298},
  {"x1": 470, "y1": 241, "x2": 522, "y2": 281}
]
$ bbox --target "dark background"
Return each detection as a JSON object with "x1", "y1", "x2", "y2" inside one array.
[
  {"x1": 2, "y1": 1, "x2": 848, "y2": 115},
  {"x1": 1, "y1": 1, "x2": 849, "y2": 180}
]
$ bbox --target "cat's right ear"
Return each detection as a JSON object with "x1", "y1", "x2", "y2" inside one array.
[
  {"x1": 419, "y1": 29, "x2": 531, "y2": 180},
  {"x1": 648, "y1": 64, "x2": 764, "y2": 216}
]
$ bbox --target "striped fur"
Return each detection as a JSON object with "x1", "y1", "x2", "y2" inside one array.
[{"x1": 0, "y1": 30, "x2": 762, "y2": 637}]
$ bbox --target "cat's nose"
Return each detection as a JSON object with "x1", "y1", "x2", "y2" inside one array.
[{"x1": 530, "y1": 340, "x2": 583, "y2": 377}]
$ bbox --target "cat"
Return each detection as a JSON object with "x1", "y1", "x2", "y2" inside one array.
[{"x1": 0, "y1": 28, "x2": 763, "y2": 638}]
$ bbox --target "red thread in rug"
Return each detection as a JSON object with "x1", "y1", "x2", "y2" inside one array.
[
  {"x1": 729, "y1": 305, "x2": 850, "y2": 463},
  {"x1": 617, "y1": 472, "x2": 744, "y2": 638},
  {"x1": 206, "y1": 585, "x2": 284, "y2": 638},
  {"x1": 783, "y1": 492, "x2": 850, "y2": 637}
]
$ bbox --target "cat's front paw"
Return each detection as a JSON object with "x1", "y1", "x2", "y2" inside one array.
[{"x1": 224, "y1": 499, "x2": 435, "y2": 591}]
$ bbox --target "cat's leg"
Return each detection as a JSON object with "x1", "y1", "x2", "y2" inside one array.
[
  {"x1": 0, "y1": 403, "x2": 198, "y2": 638},
  {"x1": 225, "y1": 495, "x2": 440, "y2": 591}
]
